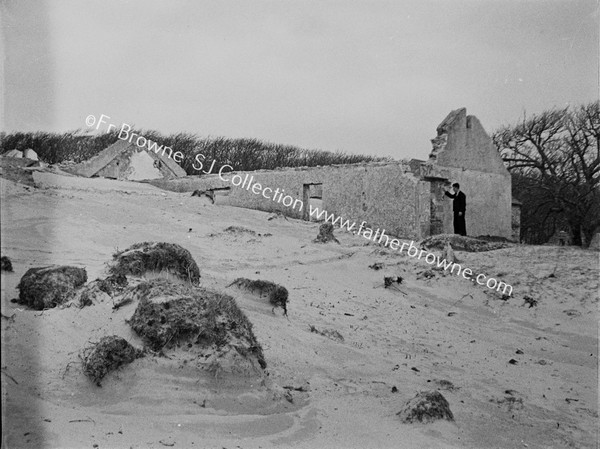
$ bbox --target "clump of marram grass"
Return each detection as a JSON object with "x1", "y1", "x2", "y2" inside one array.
[
  {"x1": 76, "y1": 273, "x2": 129, "y2": 308},
  {"x1": 226, "y1": 278, "x2": 289, "y2": 315},
  {"x1": 224, "y1": 226, "x2": 256, "y2": 235},
  {"x1": 268, "y1": 286, "x2": 289, "y2": 316},
  {"x1": 397, "y1": 390, "x2": 454, "y2": 423},
  {"x1": 419, "y1": 234, "x2": 509, "y2": 252},
  {"x1": 127, "y1": 279, "x2": 267, "y2": 372},
  {"x1": 109, "y1": 242, "x2": 200, "y2": 284},
  {"x1": 77, "y1": 281, "x2": 110, "y2": 308},
  {"x1": 191, "y1": 189, "x2": 214, "y2": 203},
  {"x1": 309, "y1": 324, "x2": 344, "y2": 342},
  {"x1": 1, "y1": 129, "x2": 382, "y2": 172},
  {"x1": 82, "y1": 336, "x2": 143, "y2": 386},
  {"x1": 1, "y1": 256, "x2": 13, "y2": 272},
  {"x1": 17, "y1": 265, "x2": 87, "y2": 310},
  {"x1": 313, "y1": 223, "x2": 339, "y2": 244},
  {"x1": 97, "y1": 273, "x2": 128, "y2": 296}
]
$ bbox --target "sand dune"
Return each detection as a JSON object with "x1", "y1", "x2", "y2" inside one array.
[{"x1": 1, "y1": 171, "x2": 598, "y2": 448}]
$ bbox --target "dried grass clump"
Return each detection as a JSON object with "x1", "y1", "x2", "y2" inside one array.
[
  {"x1": 420, "y1": 234, "x2": 510, "y2": 252},
  {"x1": 76, "y1": 273, "x2": 129, "y2": 308},
  {"x1": 309, "y1": 325, "x2": 344, "y2": 342},
  {"x1": 191, "y1": 190, "x2": 214, "y2": 203},
  {"x1": 267, "y1": 212, "x2": 289, "y2": 221},
  {"x1": 224, "y1": 226, "x2": 256, "y2": 235},
  {"x1": 384, "y1": 276, "x2": 403, "y2": 288},
  {"x1": 82, "y1": 336, "x2": 143, "y2": 386},
  {"x1": 119, "y1": 278, "x2": 190, "y2": 304},
  {"x1": 432, "y1": 379, "x2": 457, "y2": 391},
  {"x1": 97, "y1": 273, "x2": 128, "y2": 296},
  {"x1": 226, "y1": 278, "x2": 288, "y2": 315},
  {"x1": 127, "y1": 279, "x2": 266, "y2": 369},
  {"x1": 313, "y1": 223, "x2": 339, "y2": 244},
  {"x1": 110, "y1": 242, "x2": 200, "y2": 284},
  {"x1": 269, "y1": 286, "x2": 289, "y2": 316},
  {"x1": 17, "y1": 265, "x2": 87, "y2": 310},
  {"x1": 476, "y1": 235, "x2": 513, "y2": 243},
  {"x1": 491, "y1": 395, "x2": 524, "y2": 412},
  {"x1": 416, "y1": 269, "x2": 436, "y2": 280},
  {"x1": 1, "y1": 256, "x2": 13, "y2": 272},
  {"x1": 227, "y1": 278, "x2": 276, "y2": 294},
  {"x1": 77, "y1": 282, "x2": 110, "y2": 308},
  {"x1": 523, "y1": 295, "x2": 538, "y2": 308},
  {"x1": 397, "y1": 390, "x2": 454, "y2": 423}
]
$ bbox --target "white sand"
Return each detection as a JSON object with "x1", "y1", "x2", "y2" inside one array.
[
  {"x1": 1, "y1": 172, "x2": 598, "y2": 448},
  {"x1": 126, "y1": 151, "x2": 163, "y2": 181}
]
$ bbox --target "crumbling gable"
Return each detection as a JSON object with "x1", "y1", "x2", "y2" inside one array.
[
  {"x1": 429, "y1": 108, "x2": 508, "y2": 174},
  {"x1": 66, "y1": 140, "x2": 186, "y2": 180},
  {"x1": 420, "y1": 108, "x2": 512, "y2": 239}
]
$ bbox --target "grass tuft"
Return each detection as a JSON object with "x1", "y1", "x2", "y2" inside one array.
[
  {"x1": 110, "y1": 242, "x2": 200, "y2": 284},
  {"x1": 226, "y1": 278, "x2": 288, "y2": 315},
  {"x1": 17, "y1": 266, "x2": 87, "y2": 310},
  {"x1": 313, "y1": 223, "x2": 340, "y2": 244},
  {"x1": 419, "y1": 234, "x2": 510, "y2": 252},
  {"x1": 397, "y1": 390, "x2": 454, "y2": 423},
  {"x1": 82, "y1": 336, "x2": 143, "y2": 386},
  {"x1": 126, "y1": 279, "x2": 266, "y2": 370},
  {"x1": 1, "y1": 256, "x2": 13, "y2": 272}
]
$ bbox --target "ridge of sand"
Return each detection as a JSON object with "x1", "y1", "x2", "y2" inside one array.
[{"x1": 2, "y1": 172, "x2": 598, "y2": 448}]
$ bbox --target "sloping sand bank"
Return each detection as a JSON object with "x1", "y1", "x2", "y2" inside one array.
[{"x1": 1, "y1": 171, "x2": 598, "y2": 448}]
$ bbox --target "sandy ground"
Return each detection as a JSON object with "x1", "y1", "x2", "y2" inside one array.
[{"x1": 1, "y1": 169, "x2": 598, "y2": 449}]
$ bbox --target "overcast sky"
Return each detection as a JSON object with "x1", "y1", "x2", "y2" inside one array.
[{"x1": 2, "y1": 0, "x2": 598, "y2": 160}]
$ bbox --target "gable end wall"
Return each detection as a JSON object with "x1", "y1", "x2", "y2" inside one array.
[{"x1": 428, "y1": 108, "x2": 512, "y2": 238}]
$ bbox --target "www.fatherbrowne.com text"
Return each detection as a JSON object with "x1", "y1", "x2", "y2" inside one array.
[
  {"x1": 85, "y1": 113, "x2": 512, "y2": 296},
  {"x1": 215, "y1": 170, "x2": 513, "y2": 297}
]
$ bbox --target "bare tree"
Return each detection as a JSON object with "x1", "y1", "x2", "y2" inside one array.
[{"x1": 494, "y1": 102, "x2": 600, "y2": 246}]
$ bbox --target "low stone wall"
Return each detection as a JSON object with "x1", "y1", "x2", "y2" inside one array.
[{"x1": 159, "y1": 162, "x2": 429, "y2": 239}]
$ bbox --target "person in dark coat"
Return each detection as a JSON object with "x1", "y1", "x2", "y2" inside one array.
[{"x1": 445, "y1": 182, "x2": 466, "y2": 236}]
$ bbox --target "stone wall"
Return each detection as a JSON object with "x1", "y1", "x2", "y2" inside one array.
[
  {"x1": 428, "y1": 108, "x2": 512, "y2": 239},
  {"x1": 159, "y1": 162, "x2": 429, "y2": 240},
  {"x1": 156, "y1": 108, "x2": 513, "y2": 240},
  {"x1": 442, "y1": 168, "x2": 511, "y2": 238}
]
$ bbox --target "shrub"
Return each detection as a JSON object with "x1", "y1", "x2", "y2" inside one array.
[
  {"x1": 1, "y1": 256, "x2": 13, "y2": 272},
  {"x1": 82, "y1": 336, "x2": 143, "y2": 386},
  {"x1": 127, "y1": 279, "x2": 266, "y2": 371},
  {"x1": 397, "y1": 390, "x2": 454, "y2": 423},
  {"x1": 314, "y1": 223, "x2": 340, "y2": 244},
  {"x1": 419, "y1": 234, "x2": 510, "y2": 252},
  {"x1": 17, "y1": 265, "x2": 87, "y2": 310},
  {"x1": 1, "y1": 130, "x2": 385, "y2": 173},
  {"x1": 226, "y1": 278, "x2": 288, "y2": 315},
  {"x1": 110, "y1": 242, "x2": 200, "y2": 284}
]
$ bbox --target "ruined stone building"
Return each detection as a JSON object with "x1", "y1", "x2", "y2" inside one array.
[
  {"x1": 66, "y1": 139, "x2": 186, "y2": 181},
  {"x1": 158, "y1": 108, "x2": 515, "y2": 240}
]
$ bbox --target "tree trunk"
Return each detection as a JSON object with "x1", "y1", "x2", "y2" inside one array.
[
  {"x1": 582, "y1": 225, "x2": 597, "y2": 248},
  {"x1": 569, "y1": 219, "x2": 583, "y2": 246}
]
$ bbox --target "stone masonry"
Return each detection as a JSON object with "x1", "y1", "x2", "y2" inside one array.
[{"x1": 156, "y1": 108, "x2": 514, "y2": 240}]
